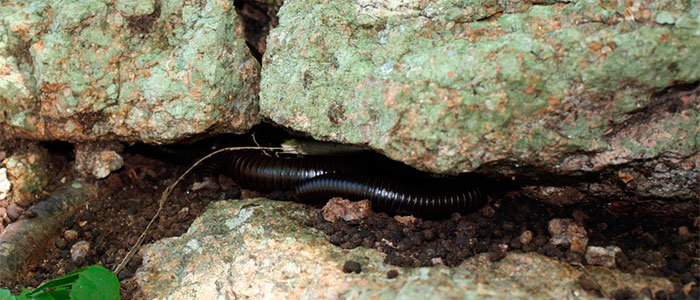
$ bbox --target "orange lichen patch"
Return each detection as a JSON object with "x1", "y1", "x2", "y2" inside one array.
[
  {"x1": 39, "y1": 82, "x2": 66, "y2": 93},
  {"x1": 32, "y1": 40, "x2": 44, "y2": 53},
  {"x1": 617, "y1": 171, "x2": 634, "y2": 183},
  {"x1": 11, "y1": 23, "x2": 27, "y2": 34},
  {"x1": 523, "y1": 83, "x2": 537, "y2": 95},
  {"x1": 547, "y1": 20, "x2": 561, "y2": 29},
  {"x1": 587, "y1": 41, "x2": 604, "y2": 55},
  {"x1": 658, "y1": 32, "x2": 670, "y2": 43},
  {"x1": 0, "y1": 65, "x2": 11, "y2": 76},
  {"x1": 639, "y1": 9, "x2": 652, "y2": 22},
  {"x1": 383, "y1": 85, "x2": 402, "y2": 108},
  {"x1": 447, "y1": 70, "x2": 454, "y2": 78}
]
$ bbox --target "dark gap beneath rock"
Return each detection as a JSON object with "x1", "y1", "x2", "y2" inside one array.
[
  {"x1": 233, "y1": 0, "x2": 281, "y2": 62},
  {"x1": 2, "y1": 123, "x2": 697, "y2": 300}
]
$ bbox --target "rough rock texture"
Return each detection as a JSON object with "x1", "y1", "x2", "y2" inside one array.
[
  {"x1": 548, "y1": 218, "x2": 589, "y2": 253},
  {"x1": 585, "y1": 245, "x2": 622, "y2": 268},
  {"x1": 74, "y1": 141, "x2": 124, "y2": 178},
  {"x1": 2, "y1": 144, "x2": 49, "y2": 208},
  {"x1": 134, "y1": 198, "x2": 672, "y2": 299},
  {"x1": 0, "y1": 0, "x2": 260, "y2": 144},
  {"x1": 260, "y1": 0, "x2": 700, "y2": 199}
]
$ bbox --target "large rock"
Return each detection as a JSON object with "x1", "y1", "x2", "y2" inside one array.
[
  {"x1": 133, "y1": 198, "x2": 672, "y2": 299},
  {"x1": 260, "y1": 0, "x2": 699, "y2": 199},
  {"x1": 0, "y1": 0, "x2": 260, "y2": 144}
]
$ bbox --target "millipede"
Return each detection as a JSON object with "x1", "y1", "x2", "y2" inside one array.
[{"x1": 210, "y1": 150, "x2": 488, "y2": 219}]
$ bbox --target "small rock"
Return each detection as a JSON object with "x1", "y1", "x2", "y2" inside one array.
[
  {"x1": 322, "y1": 198, "x2": 371, "y2": 223},
  {"x1": 74, "y1": 142, "x2": 124, "y2": 179},
  {"x1": 70, "y1": 241, "x2": 91, "y2": 262},
  {"x1": 394, "y1": 215, "x2": 417, "y2": 225},
  {"x1": 386, "y1": 270, "x2": 399, "y2": 279},
  {"x1": 342, "y1": 260, "x2": 361, "y2": 273},
  {"x1": 548, "y1": 218, "x2": 588, "y2": 253},
  {"x1": 5, "y1": 203, "x2": 22, "y2": 221},
  {"x1": 519, "y1": 230, "x2": 534, "y2": 245},
  {"x1": 176, "y1": 207, "x2": 190, "y2": 221},
  {"x1": 0, "y1": 168, "x2": 11, "y2": 200},
  {"x1": 64, "y1": 230, "x2": 79, "y2": 242},
  {"x1": 585, "y1": 246, "x2": 622, "y2": 267},
  {"x1": 479, "y1": 205, "x2": 496, "y2": 218},
  {"x1": 678, "y1": 226, "x2": 689, "y2": 237}
]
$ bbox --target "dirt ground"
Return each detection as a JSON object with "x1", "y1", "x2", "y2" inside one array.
[
  {"x1": 0, "y1": 151, "x2": 219, "y2": 299},
  {"x1": 0, "y1": 145, "x2": 697, "y2": 300}
]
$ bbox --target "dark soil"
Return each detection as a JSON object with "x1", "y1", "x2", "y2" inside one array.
[
  {"x1": 0, "y1": 138, "x2": 697, "y2": 300},
  {"x1": 309, "y1": 192, "x2": 700, "y2": 300},
  {"x1": 0, "y1": 152, "x2": 219, "y2": 299}
]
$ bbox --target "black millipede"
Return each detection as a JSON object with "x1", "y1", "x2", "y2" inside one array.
[
  {"x1": 293, "y1": 174, "x2": 486, "y2": 219},
  {"x1": 211, "y1": 150, "x2": 488, "y2": 219}
]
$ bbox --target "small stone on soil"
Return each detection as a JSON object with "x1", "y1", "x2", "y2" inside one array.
[
  {"x1": 386, "y1": 270, "x2": 399, "y2": 279},
  {"x1": 342, "y1": 260, "x2": 362, "y2": 273},
  {"x1": 519, "y1": 230, "x2": 533, "y2": 245},
  {"x1": 548, "y1": 218, "x2": 588, "y2": 253},
  {"x1": 322, "y1": 198, "x2": 371, "y2": 223},
  {"x1": 70, "y1": 241, "x2": 91, "y2": 262},
  {"x1": 64, "y1": 230, "x2": 79, "y2": 242},
  {"x1": 585, "y1": 246, "x2": 622, "y2": 267},
  {"x1": 6, "y1": 203, "x2": 22, "y2": 221}
]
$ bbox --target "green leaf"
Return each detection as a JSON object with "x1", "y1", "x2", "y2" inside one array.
[
  {"x1": 68, "y1": 266, "x2": 120, "y2": 300},
  {"x1": 24, "y1": 267, "x2": 84, "y2": 298},
  {"x1": 0, "y1": 288, "x2": 16, "y2": 300},
  {"x1": 18, "y1": 266, "x2": 120, "y2": 300}
]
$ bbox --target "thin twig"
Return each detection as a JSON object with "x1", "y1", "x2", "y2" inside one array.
[
  {"x1": 114, "y1": 146, "x2": 284, "y2": 275},
  {"x1": 572, "y1": 262, "x2": 611, "y2": 299}
]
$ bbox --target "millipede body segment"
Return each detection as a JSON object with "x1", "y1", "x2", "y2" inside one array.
[{"x1": 218, "y1": 150, "x2": 487, "y2": 219}]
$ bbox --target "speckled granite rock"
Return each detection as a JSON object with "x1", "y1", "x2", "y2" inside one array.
[
  {"x1": 0, "y1": 0, "x2": 259, "y2": 144},
  {"x1": 133, "y1": 198, "x2": 672, "y2": 299},
  {"x1": 260, "y1": 0, "x2": 699, "y2": 199},
  {"x1": 2, "y1": 144, "x2": 49, "y2": 208}
]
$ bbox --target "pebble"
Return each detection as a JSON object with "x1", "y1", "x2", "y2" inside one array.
[
  {"x1": 394, "y1": 215, "x2": 417, "y2": 225},
  {"x1": 322, "y1": 198, "x2": 371, "y2": 223},
  {"x1": 519, "y1": 230, "x2": 534, "y2": 245},
  {"x1": 70, "y1": 241, "x2": 91, "y2": 262},
  {"x1": 0, "y1": 168, "x2": 10, "y2": 200},
  {"x1": 386, "y1": 270, "x2": 399, "y2": 279},
  {"x1": 64, "y1": 230, "x2": 79, "y2": 242},
  {"x1": 6, "y1": 203, "x2": 22, "y2": 221},
  {"x1": 176, "y1": 207, "x2": 190, "y2": 221},
  {"x1": 342, "y1": 260, "x2": 361, "y2": 273},
  {"x1": 548, "y1": 218, "x2": 588, "y2": 253},
  {"x1": 585, "y1": 246, "x2": 622, "y2": 267},
  {"x1": 677, "y1": 226, "x2": 689, "y2": 237}
]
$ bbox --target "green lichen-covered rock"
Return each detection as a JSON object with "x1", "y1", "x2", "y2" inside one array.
[
  {"x1": 0, "y1": 0, "x2": 259, "y2": 143},
  {"x1": 133, "y1": 198, "x2": 672, "y2": 299},
  {"x1": 3, "y1": 144, "x2": 49, "y2": 208},
  {"x1": 260, "y1": 0, "x2": 699, "y2": 199}
]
